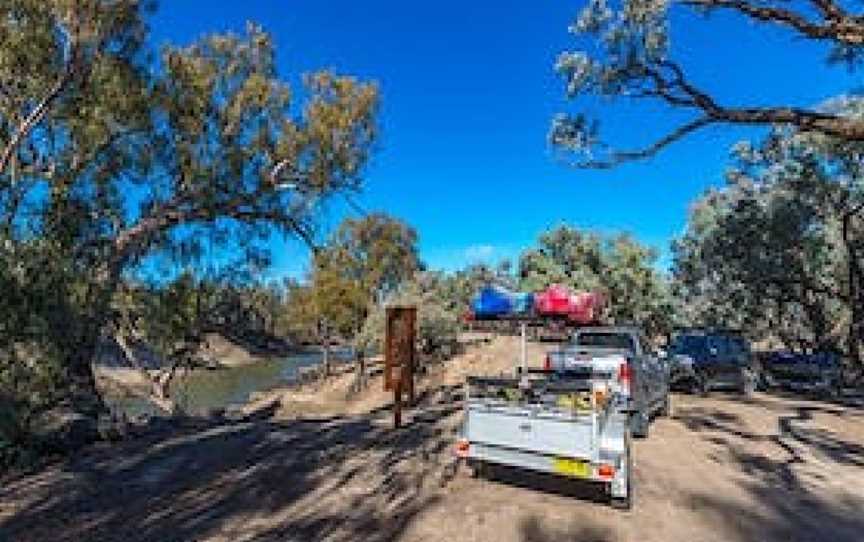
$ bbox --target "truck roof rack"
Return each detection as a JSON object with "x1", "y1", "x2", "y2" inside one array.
[{"x1": 673, "y1": 326, "x2": 745, "y2": 335}]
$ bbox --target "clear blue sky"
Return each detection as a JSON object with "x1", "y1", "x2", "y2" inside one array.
[{"x1": 148, "y1": 1, "x2": 859, "y2": 279}]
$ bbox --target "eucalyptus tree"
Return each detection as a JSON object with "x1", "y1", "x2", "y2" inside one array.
[
  {"x1": 674, "y1": 110, "x2": 863, "y2": 366},
  {"x1": 355, "y1": 271, "x2": 461, "y2": 364},
  {"x1": 553, "y1": 0, "x2": 864, "y2": 168},
  {"x1": 329, "y1": 213, "x2": 422, "y2": 306},
  {"x1": 518, "y1": 225, "x2": 673, "y2": 336},
  {"x1": 1, "y1": 2, "x2": 378, "y2": 414},
  {"x1": 294, "y1": 214, "x2": 421, "y2": 375}
]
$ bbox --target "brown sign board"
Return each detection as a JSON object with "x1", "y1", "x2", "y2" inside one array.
[{"x1": 384, "y1": 306, "x2": 417, "y2": 413}]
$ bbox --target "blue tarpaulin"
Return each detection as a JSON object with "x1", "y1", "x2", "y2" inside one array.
[
  {"x1": 471, "y1": 285, "x2": 513, "y2": 318},
  {"x1": 470, "y1": 286, "x2": 535, "y2": 319}
]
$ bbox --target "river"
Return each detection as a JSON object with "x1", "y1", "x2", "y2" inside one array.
[{"x1": 103, "y1": 347, "x2": 356, "y2": 418}]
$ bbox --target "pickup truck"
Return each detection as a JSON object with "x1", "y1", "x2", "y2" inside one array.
[{"x1": 457, "y1": 326, "x2": 670, "y2": 509}]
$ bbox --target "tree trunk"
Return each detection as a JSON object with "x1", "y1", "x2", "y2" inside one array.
[
  {"x1": 66, "y1": 256, "x2": 127, "y2": 417},
  {"x1": 843, "y1": 212, "x2": 863, "y2": 374},
  {"x1": 323, "y1": 336, "x2": 331, "y2": 377},
  {"x1": 67, "y1": 341, "x2": 105, "y2": 417},
  {"x1": 355, "y1": 350, "x2": 366, "y2": 390}
]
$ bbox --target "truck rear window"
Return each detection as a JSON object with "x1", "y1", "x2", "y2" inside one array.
[{"x1": 575, "y1": 332, "x2": 634, "y2": 350}]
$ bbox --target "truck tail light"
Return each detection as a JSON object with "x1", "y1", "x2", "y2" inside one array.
[
  {"x1": 618, "y1": 359, "x2": 632, "y2": 394},
  {"x1": 598, "y1": 464, "x2": 616, "y2": 478},
  {"x1": 455, "y1": 439, "x2": 470, "y2": 458},
  {"x1": 543, "y1": 354, "x2": 552, "y2": 371}
]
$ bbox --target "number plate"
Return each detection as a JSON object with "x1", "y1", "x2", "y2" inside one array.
[
  {"x1": 553, "y1": 457, "x2": 590, "y2": 478},
  {"x1": 557, "y1": 393, "x2": 592, "y2": 410}
]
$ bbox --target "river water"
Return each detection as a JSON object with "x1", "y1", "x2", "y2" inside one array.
[{"x1": 104, "y1": 348, "x2": 355, "y2": 418}]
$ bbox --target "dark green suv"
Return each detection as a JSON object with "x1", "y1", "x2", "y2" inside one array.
[{"x1": 668, "y1": 330, "x2": 757, "y2": 394}]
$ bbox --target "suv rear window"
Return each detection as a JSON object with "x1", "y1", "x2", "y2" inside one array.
[
  {"x1": 576, "y1": 332, "x2": 635, "y2": 351},
  {"x1": 671, "y1": 335, "x2": 710, "y2": 356}
]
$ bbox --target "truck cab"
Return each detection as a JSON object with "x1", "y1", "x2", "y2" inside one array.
[{"x1": 548, "y1": 326, "x2": 671, "y2": 438}]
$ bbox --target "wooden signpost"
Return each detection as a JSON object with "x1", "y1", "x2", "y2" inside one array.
[{"x1": 384, "y1": 306, "x2": 416, "y2": 428}]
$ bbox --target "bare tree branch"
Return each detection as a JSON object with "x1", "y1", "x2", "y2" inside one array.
[
  {"x1": 570, "y1": 116, "x2": 715, "y2": 169},
  {"x1": 682, "y1": 0, "x2": 864, "y2": 45},
  {"x1": 113, "y1": 332, "x2": 178, "y2": 414},
  {"x1": 0, "y1": 9, "x2": 81, "y2": 175},
  {"x1": 809, "y1": 0, "x2": 846, "y2": 21},
  {"x1": 593, "y1": 57, "x2": 864, "y2": 167}
]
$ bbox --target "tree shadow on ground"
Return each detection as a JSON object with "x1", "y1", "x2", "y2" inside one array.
[
  {"x1": 0, "y1": 385, "x2": 466, "y2": 542},
  {"x1": 675, "y1": 402, "x2": 864, "y2": 469},
  {"x1": 474, "y1": 463, "x2": 609, "y2": 507},
  {"x1": 735, "y1": 390, "x2": 864, "y2": 415},
  {"x1": 674, "y1": 399, "x2": 864, "y2": 542},
  {"x1": 686, "y1": 482, "x2": 864, "y2": 542},
  {"x1": 519, "y1": 515, "x2": 614, "y2": 542}
]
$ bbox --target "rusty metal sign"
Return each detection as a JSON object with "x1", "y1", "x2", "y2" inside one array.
[{"x1": 385, "y1": 306, "x2": 416, "y2": 426}]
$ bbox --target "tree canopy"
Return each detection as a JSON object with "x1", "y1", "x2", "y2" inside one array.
[
  {"x1": 519, "y1": 225, "x2": 674, "y2": 336},
  {"x1": 552, "y1": 0, "x2": 864, "y2": 168},
  {"x1": 674, "y1": 110, "x2": 863, "y2": 364},
  {"x1": 0, "y1": 1, "x2": 379, "y2": 421},
  {"x1": 286, "y1": 214, "x2": 421, "y2": 360}
]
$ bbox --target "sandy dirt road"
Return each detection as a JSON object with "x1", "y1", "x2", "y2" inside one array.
[{"x1": 2, "y1": 337, "x2": 863, "y2": 542}]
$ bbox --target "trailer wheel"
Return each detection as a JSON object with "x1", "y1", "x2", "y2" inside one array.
[
  {"x1": 630, "y1": 411, "x2": 649, "y2": 439},
  {"x1": 610, "y1": 431, "x2": 633, "y2": 510},
  {"x1": 466, "y1": 460, "x2": 485, "y2": 479}
]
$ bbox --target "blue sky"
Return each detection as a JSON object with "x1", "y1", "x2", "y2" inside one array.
[{"x1": 149, "y1": 1, "x2": 860, "y2": 279}]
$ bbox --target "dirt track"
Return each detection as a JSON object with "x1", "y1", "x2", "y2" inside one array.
[{"x1": 2, "y1": 337, "x2": 863, "y2": 542}]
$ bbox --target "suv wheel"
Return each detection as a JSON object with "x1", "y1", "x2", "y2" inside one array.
[
  {"x1": 630, "y1": 411, "x2": 649, "y2": 439},
  {"x1": 692, "y1": 377, "x2": 709, "y2": 396},
  {"x1": 740, "y1": 370, "x2": 756, "y2": 395},
  {"x1": 658, "y1": 393, "x2": 672, "y2": 418}
]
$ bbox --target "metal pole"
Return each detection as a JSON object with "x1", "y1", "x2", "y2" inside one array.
[
  {"x1": 406, "y1": 307, "x2": 416, "y2": 405},
  {"x1": 393, "y1": 366, "x2": 402, "y2": 429},
  {"x1": 521, "y1": 322, "x2": 527, "y2": 374}
]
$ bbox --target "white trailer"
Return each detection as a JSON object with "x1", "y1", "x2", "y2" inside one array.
[{"x1": 456, "y1": 326, "x2": 646, "y2": 509}]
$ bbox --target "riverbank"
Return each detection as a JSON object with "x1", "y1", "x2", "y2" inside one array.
[
  {"x1": 4, "y1": 335, "x2": 864, "y2": 542},
  {"x1": 95, "y1": 334, "x2": 357, "y2": 418},
  {"x1": 241, "y1": 333, "x2": 524, "y2": 419}
]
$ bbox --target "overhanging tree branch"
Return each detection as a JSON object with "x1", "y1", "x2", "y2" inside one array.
[
  {"x1": 559, "y1": 0, "x2": 864, "y2": 167},
  {"x1": 0, "y1": 8, "x2": 81, "y2": 175},
  {"x1": 682, "y1": 0, "x2": 864, "y2": 45},
  {"x1": 571, "y1": 116, "x2": 714, "y2": 168}
]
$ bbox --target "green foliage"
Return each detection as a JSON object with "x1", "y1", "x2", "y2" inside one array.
[
  {"x1": 674, "y1": 115, "x2": 864, "y2": 365},
  {"x1": 293, "y1": 214, "x2": 422, "y2": 346},
  {"x1": 330, "y1": 213, "x2": 422, "y2": 304},
  {"x1": 355, "y1": 272, "x2": 461, "y2": 359},
  {"x1": 518, "y1": 226, "x2": 673, "y2": 336},
  {"x1": 304, "y1": 250, "x2": 369, "y2": 341},
  {"x1": 0, "y1": 237, "x2": 72, "y2": 469},
  {"x1": 552, "y1": 1, "x2": 864, "y2": 167},
  {"x1": 0, "y1": 2, "x2": 380, "y2": 448}
]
